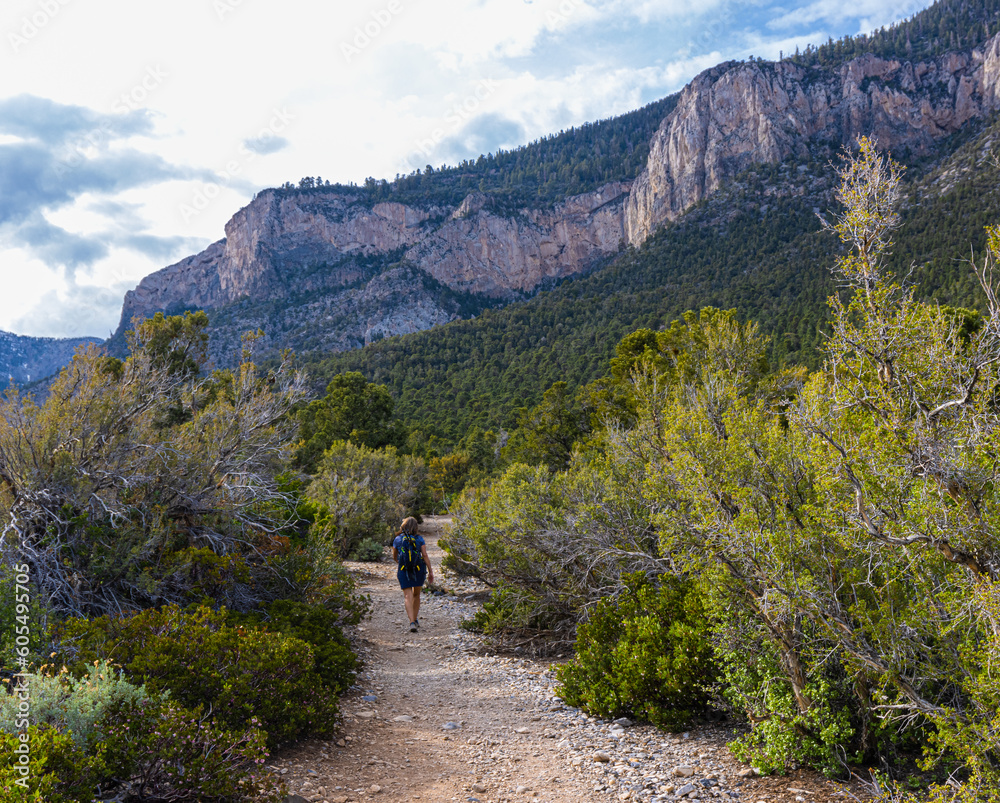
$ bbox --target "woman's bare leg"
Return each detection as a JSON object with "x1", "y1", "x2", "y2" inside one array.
[
  {"x1": 412, "y1": 586, "x2": 422, "y2": 623},
  {"x1": 403, "y1": 588, "x2": 417, "y2": 623}
]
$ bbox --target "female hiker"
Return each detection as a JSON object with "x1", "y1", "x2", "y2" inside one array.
[{"x1": 392, "y1": 516, "x2": 434, "y2": 633}]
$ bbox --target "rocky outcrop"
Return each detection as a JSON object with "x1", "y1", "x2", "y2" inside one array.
[
  {"x1": 118, "y1": 184, "x2": 629, "y2": 334},
  {"x1": 626, "y1": 33, "x2": 1000, "y2": 245},
  {"x1": 407, "y1": 183, "x2": 629, "y2": 296}
]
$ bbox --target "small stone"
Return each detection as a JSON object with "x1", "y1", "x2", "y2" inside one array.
[
  {"x1": 356, "y1": 711, "x2": 376, "y2": 719},
  {"x1": 336, "y1": 739, "x2": 346, "y2": 747},
  {"x1": 515, "y1": 727, "x2": 531, "y2": 734},
  {"x1": 369, "y1": 784, "x2": 381, "y2": 793},
  {"x1": 677, "y1": 784, "x2": 696, "y2": 796},
  {"x1": 393, "y1": 715, "x2": 413, "y2": 722},
  {"x1": 443, "y1": 721, "x2": 462, "y2": 730},
  {"x1": 361, "y1": 695, "x2": 377, "y2": 702},
  {"x1": 737, "y1": 768, "x2": 756, "y2": 778},
  {"x1": 674, "y1": 765, "x2": 696, "y2": 777},
  {"x1": 472, "y1": 784, "x2": 487, "y2": 793},
  {"x1": 613, "y1": 717, "x2": 633, "y2": 727},
  {"x1": 331, "y1": 797, "x2": 348, "y2": 803},
  {"x1": 515, "y1": 786, "x2": 530, "y2": 794},
  {"x1": 594, "y1": 751, "x2": 613, "y2": 763}
]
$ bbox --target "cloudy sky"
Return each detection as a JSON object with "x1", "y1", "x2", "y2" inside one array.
[{"x1": 0, "y1": 0, "x2": 930, "y2": 339}]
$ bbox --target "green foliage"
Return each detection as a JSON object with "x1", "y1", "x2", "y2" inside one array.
[
  {"x1": 445, "y1": 453, "x2": 659, "y2": 639},
  {"x1": 305, "y1": 440, "x2": 425, "y2": 556},
  {"x1": 788, "y1": 0, "x2": 1000, "y2": 68},
  {"x1": 460, "y1": 582, "x2": 560, "y2": 635},
  {"x1": 131, "y1": 310, "x2": 210, "y2": 378},
  {"x1": 714, "y1": 611, "x2": 859, "y2": 778},
  {"x1": 54, "y1": 604, "x2": 338, "y2": 747},
  {"x1": 0, "y1": 661, "x2": 161, "y2": 750},
  {"x1": 557, "y1": 574, "x2": 715, "y2": 730},
  {"x1": 257, "y1": 599, "x2": 358, "y2": 695},
  {"x1": 0, "y1": 726, "x2": 101, "y2": 803},
  {"x1": 502, "y1": 381, "x2": 590, "y2": 472},
  {"x1": 348, "y1": 536, "x2": 387, "y2": 562},
  {"x1": 0, "y1": 703, "x2": 284, "y2": 803},
  {"x1": 98, "y1": 698, "x2": 284, "y2": 803},
  {"x1": 295, "y1": 371, "x2": 402, "y2": 474},
  {"x1": 0, "y1": 567, "x2": 46, "y2": 672},
  {"x1": 0, "y1": 316, "x2": 307, "y2": 617}
]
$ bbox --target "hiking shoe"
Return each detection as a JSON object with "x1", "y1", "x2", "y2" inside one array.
[{"x1": 409, "y1": 621, "x2": 418, "y2": 633}]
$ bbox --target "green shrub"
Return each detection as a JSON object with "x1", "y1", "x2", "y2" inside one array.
[
  {"x1": 0, "y1": 661, "x2": 160, "y2": 749},
  {"x1": 306, "y1": 440, "x2": 425, "y2": 556},
  {"x1": 98, "y1": 698, "x2": 284, "y2": 803},
  {"x1": 0, "y1": 567, "x2": 47, "y2": 672},
  {"x1": 714, "y1": 607, "x2": 860, "y2": 778},
  {"x1": 348, "y1": 537, "x2": 386, "y2": 562},
  {"x1": 54, "y1": 604, "x2": 339, "y2": 746},
  {"x1": 253, "y1": 600, "x2": 358, "y2": 695},
  {"x1": 557, "y1": 574, "x2": 715, "y2": 730},
  {"x1": 266, "y1": 543, "x2": 370, "y2": 626},
  {"x1": 461, "y1": 583, "x2": 558, "y2": 635},
  {"x1": 0, "y1": 726, "x2": 100, "y2": 803}
]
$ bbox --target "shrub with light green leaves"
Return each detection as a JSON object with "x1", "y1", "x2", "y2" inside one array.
[
  {"x1": 0, "y1": 661, "x2": 160, "y2": 749},
  {"x1": 305, "y1": 440, "x2": 425, "y2": 557}
]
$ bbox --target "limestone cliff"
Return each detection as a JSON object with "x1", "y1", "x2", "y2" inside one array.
[
  {"x1": 118, "y1": 184, "x2": 629, "y2": 335},
  {"x1": 626, "y1": 33, "x2": 1000, "y2": 245}
]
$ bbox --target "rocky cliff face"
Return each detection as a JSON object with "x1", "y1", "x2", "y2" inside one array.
[
  {"x1": 625, "y1": 33, "x2": 1000, "y2": 245},
  {"x1": 118, "y1": 183, "x2": 630, "y2": 334}
]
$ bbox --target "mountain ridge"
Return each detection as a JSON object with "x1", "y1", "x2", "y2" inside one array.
[
  {"x1": 11, "y1": 0, "x2": 1000, "y2": 389},
  {"x1": 114, "y1": 25, "x2": 1000, "y2": 369}
]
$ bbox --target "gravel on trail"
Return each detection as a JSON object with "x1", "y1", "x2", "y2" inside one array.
[{"x1": 271, "y1": 516, "x2": 872, "y2": 803}]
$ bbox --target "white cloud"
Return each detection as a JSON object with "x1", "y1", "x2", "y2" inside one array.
[{"x1": 768, "y1": 0, "x2": 926, "y2": 32}]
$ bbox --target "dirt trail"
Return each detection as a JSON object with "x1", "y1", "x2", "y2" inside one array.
[{"x1": 272, "y1": 516, "x2": 868, "y2": 803}]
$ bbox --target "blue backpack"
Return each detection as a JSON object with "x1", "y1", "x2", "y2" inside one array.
[{"x1": 398, "y1": 532, "x2": 424, "y2": 574}]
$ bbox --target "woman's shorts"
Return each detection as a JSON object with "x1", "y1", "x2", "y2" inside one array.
[{"x1": 398, "y1": 568, "x2": 427, "y2": 589}]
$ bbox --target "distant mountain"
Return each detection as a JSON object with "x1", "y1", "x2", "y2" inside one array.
[{"x1": 0, "y1": 330, "x2": 100, "y2": 385}]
